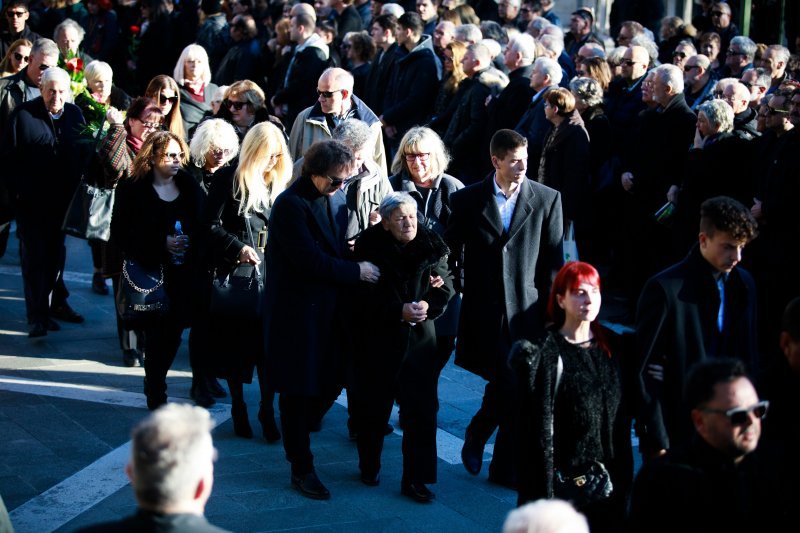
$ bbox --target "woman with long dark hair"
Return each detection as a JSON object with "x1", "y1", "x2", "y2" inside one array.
[{"x1": 145, "y1": 75, "x2": 186, "y2": 140}]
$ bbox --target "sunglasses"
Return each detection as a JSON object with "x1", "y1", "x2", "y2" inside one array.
[
  {"x1": 325, "y1": 175, "x2": 352, "y2": 187},
  {"x1": 684, "y1": 65, "x2": 699, "y2": 72},
  {"x1": 726, "y1": 49, "x2": 745, "y2": 56},
  {"x1": 404, "y1": 152, "x2": 430, "y2": 162},
  {"x1": 38, "y1": 64, "x2": 52, "y2": 71},
  {"x1": 6, "y1": 10, "x2": 26, "y2": 17},
  {"x1": 162, "y1": 151, "x2": 185, "y2": 161},
  {"x1": 672, "y1": 51, "x2": 687, "y2": 59},
  {"x1": 160, "y1": 95, "x2": 178, "y2": 104},
  {"x1": 13, "y1": 52, "x2": 29, "y2": 62},
  {"x1": 225, "y1": 99, "x2": 248, "y2": 110},
  {"x1": 621, "y1": 59, "x2": 637, "y2": 67},
  {"x1": 702, "y1": 401, "x2": 769, "y2": 426},
  {"x1": 317, "y1": 89, "x2": 343, "y2": 99}
]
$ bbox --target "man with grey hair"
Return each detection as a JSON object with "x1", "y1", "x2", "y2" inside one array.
[
  {"x1": 671, "y1": 39, "x2": 697, "y2": 70},
  {"x1": 53, "y1": 18, "x2": 90, "y2": 63},
  {"x1": 444, "y1": 42, "x2": 508, "y2": 183},
  {"x1": 488, "y1": 33, "x2": 537, "y2": 132},
  {"x1": 453, "y1": 23, "x2": 482, "y2": 45},
  {"x1": 723, "y1": 35, "x2": 756, "y2": 78},
  {"x1": 526, "y1": 16, "x2": 550, "y2": 39},
  {"x1": 2, "y1": 66, "x2": 87, "y2": 336},
  {"x1": 741, "y1": 67, "x2": 771, "y2": 108},
  {"x1": 77, "y1": 404, "x2": 228, "y2": 532},
  {"x1": 515, "y1": 56, "x2": 563, "y2": 177},
  {"x1": 0, "y1": 37, "x2": 59, "y2": 129},
  {"x1": 432, "y1": 20, "x2": 455, "y2": 60},
  {"x1": 684, "y1": 54, "x2": 717, "y2": 111},
  {"x1": 763, "y1": 44, "x2": 792, "y2": 94},
  {"x1": 289, "y1": 67, "x2": 387, "y2": 177},
  {"x1": 719, "y1": 78, "x2": 758, "y2": 141}
]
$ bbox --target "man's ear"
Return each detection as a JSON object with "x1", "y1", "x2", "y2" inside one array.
[
  {"x1": 341, "y1": 89, "x2": 350, "y2": 100},
  {"x1": 490, "y1": 154, "x2": 500, "y2": 170},
  {"x1": 690, "y1": 408, "x2": 705, "y2": 433},
  {"x1": 125, "y1": 462, "x2": 134, "y2": 484},
  {"x1": 194, "y1": 477, "x2": 206, "y2": 501}
]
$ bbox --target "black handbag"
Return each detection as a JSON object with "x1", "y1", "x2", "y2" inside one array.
[
  {"x1": 209, "y1": 217, "x2": 264, "y2": 318},
  {"x1": 554, "y1": 460, "x2": 613, "y2": 508},
  {"x1": 62, "y1": 179, "x2": 115, "y2": 242},
  {"x1": 116, "y1": 260, "x2": 169, "y2": 322}
]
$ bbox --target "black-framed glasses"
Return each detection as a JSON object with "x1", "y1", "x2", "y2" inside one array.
[
  {"x1": 702, "y1": 401, "x2": 769, "y2": 426},
  {"x1": 404, "y1": 152, "x2": 430, "y2": 162},
  {"x1": 684, "y1": 65, "x2": 699, "y2": 72},
  {"x1": 317, "y1": 89, "x2": 343, "y2": 99},
  {"x1": 6, "y1": 10, "x2": 26, "y2": 17},
  {"x1": 672, "y1": 51, "x2": 687, "y2": 59},
  {"x1": 161, "y1": 95, "x2": 178, "y2": 104},
  {"x1": 325, "y1": 175, "x2": 352, "y2": 187},
  {"x1": 13, "y1": 52, "x2": 29, "y2": 62},
  {"x1": 162, "y1": 151, "x2": 185, "y2": 161},
  {"x1": 726, "y1": 49, "x2": 745, "y2": 56},
  {"x1": 621, "y1": 59, "x2": 637, "y2": 67},
  {"x1": 225, "y1": 99, "x2": 247, "y2": 110}
]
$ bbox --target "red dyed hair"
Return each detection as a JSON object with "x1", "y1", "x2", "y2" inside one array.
[{"x1": 546, "y1": 261, "x2": 611, "y2": 356}]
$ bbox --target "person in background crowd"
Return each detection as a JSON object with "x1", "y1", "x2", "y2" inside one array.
[
  {"x1": 684, "y1": 54, "x2": 717, "y2": 111},
  {"x1": 328, "y1": 0, "x2": 364, "y2": 50},
  {"x1": 135, "y1": 0, "x2": 180, "y2": 95},
  {"x1": 416, "y1": 0, "x2": 438, "y2": 36},
  {"x1": 564, "y1": 7, "x2": 603, "y2": 63},
  {"x1": 1, "y1": 0, "x2": 40, "y2": 58},
  {"x1": 699, "y1": 31, "x2": 722, "y2": 71},
  {"x1": 80, "y1": 0, "x2": 119, "y2": 63},
  {"x1": 173, "y1": 44, "x2": 219, "y2": 137},
  {"x1": 214, "y1": 79, "x2": 283, "y2": 142},
  {"x1": 196, "y1": 0, "x2": 230, "y2": 73},
  {"x1": 487, "y1": 33, "x2": 535, "y2": 134},
  {"x1": 710, "y1": 1, "x2": 739, "y2": 58},
  {"x1": 429, "y1": 40, "x2": 466, "y2": 136},
  {"x1": 145, "y1": 75, "x2": 187, "y2": 141},
  {"x1": 53, "y1": 18, "x2": 91, "y2": 64},
  {"x1": 718, "y1": 78, "x2": 759, "y2": 140},
  {"x1": 213, "y1": 14, "x2": 263, "y2": 88},
  {"x1": 741, "y1": 67, "x2": 771, "y2": 108},
  {"x1": 671, "y1": 39, "x2": 696, "y2": 71},
  {"x1": 514, "y1": 56, "x2": 561, "y2": 178},
  {"x1": 342, "y1": 31, "x2": 375, "y2": 95},
  {"x1": 0, "y1": 38, "x2": 58, "y2": 129},
  {"x1": 578, "y1": 56, "x2": 613, "y2": 91},
  {"x1": 77, "y1": 60, "x2": 131, "y2": 132},
  {"x1": 762, "y1": 45, "x2": 792, "y2": 94},
  {"x1": 722, "y1": 35, "x2": 756, "y2": 79},
  {"x1": 0, "y1": 38, "x2": 32, "y2": 77},
  {"x1": 363, "y1": 14, "x2": 400, "y2": 118},
  {"x1": 432, "y1": 20, "x2": 455, "y2": 61}
]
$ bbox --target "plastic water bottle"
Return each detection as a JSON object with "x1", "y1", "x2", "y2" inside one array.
[{"x1": 172, "y1": 220, "x2": 185, "y2": 265}]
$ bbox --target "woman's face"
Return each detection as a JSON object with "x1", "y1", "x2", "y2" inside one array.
[
  {"x1": 702, "y1": 40, "x2": 719, "y2": 62},
  {"x1": 557, "y1": 282, "x2": 601, "y2": 324},
  {"x1": 405, "y1": 143, "x2": 433, "y2": 183},
  {"x1": 129, "y1": 115, "x2": 161, "y2": 142},
  {"x1": 443, "y1": 49, "x2": 454, "y2": 72},
  {"x1": 89, "y1": 73, "x2": 112, "y2": 102},
  {"x1": 697, "y1": 111, "x2": 717, "y2": 138},
  {"x1": 10, "y1": 44, "x2": 30, "y2": 73},
  {"x1": 153, "y1": 139, "x2": 183, "y2": 179},
  {"x1": 184, "y1": 55, "x2": 205, "y2": 82},
  {"x1": 158, "y1": 87, "x2": 178, "y2": 115},
  {"x1": 204, "y1": 145, "x2": 232, "y2": 171},
  {"x1": 227, "y1": 94, "x2": 255, "y2": 127}
]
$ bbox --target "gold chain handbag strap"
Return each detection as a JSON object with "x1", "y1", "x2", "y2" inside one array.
[{"x1": 122, "y1": 261, "x2": 165, "y2": 294}]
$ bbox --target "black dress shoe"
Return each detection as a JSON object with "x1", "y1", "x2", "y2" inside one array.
[
  {"x1": 50, "y1": 304, "x2": 84, "y2": 324},
  {"x1": 291, "y1": 471, "x2": 331, "y2": 500},
  {"x1": 91, "y1": 273, "x2": 109, "y2": 295},
  {"x1": 28, "y1": 322, "x2": 47, "y2": 338},
  {"x1": 205, "y1": 377, "x2": 227, "y2": 398},
  {"x1": 401, "y1": 481, "x2": 435, "y2": 503},
  {"x1": 122, "y1": 349, "x2": 140, "y2": 368},
  {"x1": 258, "y1": 403, "x2": 281, "y2": 442},
  {"x1": 360, "y1": 471, "x2": 380, "y2": 486},
  {"x1": 461, "y1": 431, "x2": 484, "y2": 476},
  {"x1": 191, "y1": 381, "x2": 216, "y2": 408},
  {"x1": 231, "y1": 402, "x2": 253, "y2": 438},
  {"x1": 45, "y1": 318, "x2": 61, "y2": 331}
]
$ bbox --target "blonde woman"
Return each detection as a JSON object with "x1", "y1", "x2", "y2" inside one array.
[
  {"x1": 0, "y1": 38, "x2": 32, "y2": 77},
  {"x1": 173, "y1": 44, "x2": 219, "y2": 136},
  {"x1": 203, "y1": 121, "x2": 291, "y2": 440},
  {"x1": 430, "y1": 40, "x2": 467, "y2": 135},
  {"x1": 76, "y1": 60, "x2": 131, "y2": 128},
  {"x1": 145, "y1": 74, "x2": 187, "y2": 140}
]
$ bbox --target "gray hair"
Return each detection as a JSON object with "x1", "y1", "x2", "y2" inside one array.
[
  {"x1": 502, "y1": 500, "x2": 589, "y2": 533},
  {"x1": 130, "y1": 404, "x2": 215, "y2": 510},
  {"x1": 379, "y1": 191, "x2": 417, "y2": 220},
  {"x1": 528, "y1": 17, "x2": 551, "y2": 36},
  {"x1": 189, "y1": 118, "x2": 240, "y2": 168},
  {"x1": 630, "y1": 35, "x2": 659, "y2": 66},
  {"x1": 534, "y1": 56, "x2": 562, "y2": 86},
  {"x1": 40, "y1": 66, "x2": 70, "y2": 88},
  {"x1": 381, "y1": 3, "x2": 405, "y2": 17},
  {"x1": 53, "y1": 18, "x2": 85, "y2": 44},
  {"x1": 579, "y1": 42, "x2": 605, "y2": 59},
  {"x1": 333, "y1": 118, "x2": 372, "y2": 152},
  {"x1": 607, "y1": 46, "x2": 627, "y2": 65},
  {"x1": 674, "y1": 39, "x2": 697, "y2": 55},
  {"x1": 173, "y1": 44, "x2": 212, "y2": 85},
  {"x1": 31, "y1": 38, "x2": 59, "y2": 60},
  {"x1": 654, "y1": 63, "x2": 684, "y2": 94},
  {"x1": 538, "y1": 34, "x2": 564, "y2": 57},
  {"x1": 470, "y1": 42, "x2": 492, "y2": 64},
  {"x1": 569, "y1": 76, "x2": 604, "y2": 107},
  {"x1": 540, "y1": 24, "x2": 564, "y2": 40},
  {"x1": 748, "y1": 67, "x2": 772, "y2": 89},
  {"x1": 83, "y1": 60, "x2": 113, "y2": 84},
  {"x1": 480, "y1": 39, "x2": 501, "y2": 60},
  {"x1": 320, "y1": 67, "x2": 355, "y2": 93},
  {"x1": 392, "y1": 125, "x2": 450, "y2": 176},
  {"x1": 698, "y1": 99, "x2": 734, "y2": 133},
  {"x1": 507, "y1": 32, "x2": 536, "y2": 63},
  {"x1": 454, "y1": 24, "x2": 482, "y2": 45},
  {"x1": 729, "y1": 36, "x2": 757, "y2": 61},
  {"x1": 766, "y1": 44, "x2": 790, "y2": 65}
]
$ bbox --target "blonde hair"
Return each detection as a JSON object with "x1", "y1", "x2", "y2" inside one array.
[
  {"x1": 225, "y1": 79, "x2": 265, "y2": 110},
  {"x1": 391, "y1": 126, "x2": 450, "y2": 176},
  {"x1": 234, "y1": 122, "x2": 291, "y2": 215},
  {"x1": 189, "y1": 118, "x2": 240, "y2": 168},
  {"x1": 0, "y1": 38, "x2": 32, "y2": 75},
  {"x1": 84, "y1": 60, "x2": 113, "y2": 84},
  {"x1": 444, "y1": 41, "x2": 468, "y2": 95},
  {"x1": 145, "y1": 75, "x2": 186, "y2": 140},
  {"x1": 132, "y1": 131, "x2": 190, "y2": 180},
  {"x1": 173, "y1": 44, "x2": 212, "y2": 85}
]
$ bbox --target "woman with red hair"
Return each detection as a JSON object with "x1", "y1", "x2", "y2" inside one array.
[{"x1": 511, "y1": 261, "x2": 631, "y2": 533}]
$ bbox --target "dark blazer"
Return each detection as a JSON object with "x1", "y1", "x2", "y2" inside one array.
[
  {"x1": 272, "y1": 38, "x2": 330, "y2": 128},
  {"x1": 514, "y1": 85, "x2": 556, "y2": 178},
  {"x1": 487, "y1": 64, "x2": 535, "y2": 134},
  {"x1": 605, "y1": 75, "x2": 646, "y2": 159},
  {"x1": 635, "y1": 244, "x2": 759, "y2": 452},
  {"x1": 444, "y1": 176, "x2": 564, "y2": 379},
  {"x1": 362, "y1": 43, "x2": 401, "y2": 115},
  {"x1": 263, "y1": 176, "x2": 361, "y2": 396}
]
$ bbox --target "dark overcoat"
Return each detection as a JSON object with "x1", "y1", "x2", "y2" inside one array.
[
  {"x1": 262, "y1": 176, "x2": 361, "y2": 396},
  {"x1": 444, "y1": 176, "x2": 563, "y2": 380}
]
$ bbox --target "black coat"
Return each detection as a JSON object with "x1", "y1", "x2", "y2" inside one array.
[
  {"x1": 362, "y1": 43, "x2": 401, "y2": 115},
  {"x1": 272, "y1": 37, "x2": 330, "y2": 128},
  {"x1": 444, "y1": 176, "x2": 563, "y2": 380},
  {"x1": 179, "y1": 83, "x2": 218, "y2": 138},
  {"x1": 605, "y1": 75, "x2": 646, "y2": 160},
  {"x1": 382, "y1": 36, "x2": 440, "y2": 136},
  {"x1": 635, "y1": 244, "x2": 759, "y2": 452},
  {"x1": 262, "y1": 176, "x2": 361, "y2": 396},
  {"x1": 487, "y1": 64, "x2": 535, "y2": 134},
  {"x1": 514, "y1": 85, "x2": 556, "y2": 178}
]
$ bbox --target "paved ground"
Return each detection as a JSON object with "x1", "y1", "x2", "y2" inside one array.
[{"x1": 0, "y1": 229, "x2": 519, "y2": 533}]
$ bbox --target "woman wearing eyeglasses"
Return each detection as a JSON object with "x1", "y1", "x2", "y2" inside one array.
[
  {"x1": 88, "y1": 97, "x2": 163, "y2": 367},
  {"x1": 145, "y1": 74, "x2": 186, "y2": 141},
  {"x1": 173, "y1": 44, "x2": 218, "y2": 137},
  {"x1": 111, "y1": 131, "x2": 205, "y2": 409},
  {"x1": 202, "y1": 121, "x2": 290, "y2": 441},
  {"x1": 213, "y1": 79, "x2": 286, "y2": 143},
  {"x1": 0, "y1": 38, "x2": 32, "y2": 77},
  {"x1": 511, "y1": 261, "x2": 630, "y2": 533}
]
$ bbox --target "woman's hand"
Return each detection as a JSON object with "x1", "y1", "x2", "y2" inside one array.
[
  {"x1": 165, "y1": 235, "x2": 189, "y2": 255},
  {"x1": 430, "y1": 275, "x2": 444, "y2": 288},
  {"x1": 402, "y1": 301, "x2": 429, "y2": 323},
  {"x1": 693, "y1": 127, "x2": 705, "y2": 149},
  {"x1": 237, "y1": 245, "x2": 261, "y2": 265},
  {"x1": 106, "y1": 107, "x2": 124, "y2": 125}
]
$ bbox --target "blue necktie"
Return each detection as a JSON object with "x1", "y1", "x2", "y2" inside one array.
[{"x1": 716, "y1": 275, "x2": 726, "y2": 332}]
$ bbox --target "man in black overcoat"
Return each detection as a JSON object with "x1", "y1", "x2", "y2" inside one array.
[
  {"x1": 445, "y1": 129, "x2": 563, "y2": 487},
  {"x1": 262, "y1": 140, "x2": 381, "y2": 500}
]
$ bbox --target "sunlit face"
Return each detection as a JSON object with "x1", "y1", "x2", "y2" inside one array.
[
  {"x1": 725, "y1": 46, "x2": 748, "y2": 70},
  {"x1": 641, "y1": 72, "x2": 655, "y2": 103},
  {"x1": 317, "y1": 74, "x2": 347, "y2": 115},
  {"x1": 153, "y1": 139, "x2": 184, "y2": 179},
  {"x1": 89, "y1": 74, "x2": 112, "y2": 102},
  {"x1": 289, "y1": 17, "x2": 303, "y2": 43},
  {"x1": 416, "y1": 0, "x2": 435, "y2": 22},
  {"x1": 683, "y1": 59, "x2": 702, "y2": 84},
  {"x1": 652, "y1": 75, "x2": 671, "y2": 105},
  {"x1": 701, "y1": 40, "x2": 720, "y2": 61},
  {"x1": 371, "y1": 22, "x2": 387, "y2": 46},
  {"x1": 311, "y1": 164, "x2": 353, "y2": 196},
  {"x1": 227, "y1": 94, "x2": 254, "y2": 127},
  {"x1": 761, "y1": 49, "x2": 784, "y2": 77},
  {"x1": 711, "y1": 3, "x2": 731, "y2": 30},
  {"x1": 497, "y1": 0, "x2": 519, "y2": 21},
  {"x1": 461, "y1": 49, "x2": 479, "y2": 76},
  {"x1": 694, "y1": 378, "x2": 761, "y2": 461},
  {"x1": 503, "y1": 43, "x2": 518, "y2": 70},
  {"x1": 158, "y1": 87, "x2": 177, "y2": 115},
  {"x1": 381, "y1": 203, "x2": 417, "y2": 244},
  {"x1": 27, "y1": 52, "x2": 58, "y2": 86},
  {"x1": 492, "y1": 146, "x2": 527, "y2": 186},
  {"x1": 184, "y1": 55, "x2": 206, "y2": 82},
  {"x1": 433, "y1": 23, "x2": 453, "y2": 50},
  {"x1": 5, "y1": 5, "x2": 29, "y2": 33},
  {"x1": 204, "y1": 146, "x2": 233, "y2": 171},
  {"x1": 129, "y1": 115, "x2": 161, "y2": 142},
  {"x1": 57, "y1": 26, "x2": 81, "y2": 54},
  {"x1": 699, "y1": 230, "x2": 746, "y2": 273},
  {"x1": 569, "y1": 14, "x2": 588, "y2": 36},
  {"x1": 557, "y1": 282, "x2": 601, "y2": 324},
  {"x1": 42, "y1": 79, "x2": 69, "y2": 114},
  {"x1": 672, "y1": 45, "x2": 693, "y2": 69},
  {"x1": 404, "y1": 144, "x2": 433, "y2": 183},
  {"x1": 530, "y1": 65, "x2": 548, "y2": 90},
  {"x1": 9, "y1": 44, "x2": 30, "y2": 73}
]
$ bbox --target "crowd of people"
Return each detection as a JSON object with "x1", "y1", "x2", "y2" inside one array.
[{"x1": 1, "y1": 0, "x2": 799, "y2": 530}]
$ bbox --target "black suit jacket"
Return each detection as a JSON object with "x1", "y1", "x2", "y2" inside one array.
[{"x1": 445, "y1": 175, "x2": 564, "y2": 379}]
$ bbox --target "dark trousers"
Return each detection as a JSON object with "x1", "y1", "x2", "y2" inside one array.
[
  {"x1": 18, "y1": 224, "x2": 69, "y2": 324},
  {"x1": 112, "y1": 276, "x2": 145, "y2": 352},
  {"x1": 279, "y1": 389, "x2": 339, "y2": 475},
  {"x1": 143, "y1": 317, "x2": 184, "y2": 407}
]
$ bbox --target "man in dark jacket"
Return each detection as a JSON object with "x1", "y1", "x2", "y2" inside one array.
[
  {"x1": 381, "y1": 12, "x2": 439, "y2": 152},
  {"x1": 0, "y1": 37, "x2": 59, "y2": 130},
  {"x1": 196, "y1": 0, "x2": 230, "y2": 73},
  {"x1": 606, "y1": 45, "x2": 648, "y2": 159},
  {"x1": 1, "y1": 0, "x2": 40, "y2": 57},
  {"x1": 487, "y1": 33, "x2": 536, "y2": 134},
  {"x1": 2, "y1": 67, "x2": 87, "y2": 337},
  {"x1": 212, "y1": 15, "x2": 263, "y2": 88},
  {"x1": 563, "y1": 8, "x2": 603, "y2": 63},
  {"x1": 328, "y1": 0, "x2": 363, "y2": 49},
  {"x1": 635, "y1": 197, "x2": 759, "y2": 459},
  {"x1": 445, "y1": 129, "x2": 563, "y2": 487},
  {"x1": 514, "y1": 56, "x2": 561, "y2": 178},
  {"x1": 363, "y1": 14, "x2": 400, "y2": 116},
  {"x1": 719, "y1": 79, "x2": 759, "y2": 140},
  {"x1": 263, "y1": 140, "x2": 380, "y2": 500}
]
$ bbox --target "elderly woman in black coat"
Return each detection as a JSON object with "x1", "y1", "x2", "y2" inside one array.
[{"x1": 351, "y1": 191, "x2": 455, "y2": 503}]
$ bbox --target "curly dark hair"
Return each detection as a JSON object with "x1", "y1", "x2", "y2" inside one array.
[
  {"x1": 301, "y1": 140, "x2": 354, "y2": 180},
  {"x1": 699, "y1": 196, "x2": 758, "y2": 242}
]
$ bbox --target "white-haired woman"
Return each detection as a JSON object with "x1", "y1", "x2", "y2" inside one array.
[
  {"x1": 187, "y1": 118, "x2": 240, "y2": 192},
  {"x1": 202, "y1": 121, "x2": 291, "y2": 441},
  {"x1": 75, "y1": 60, "x2": 131, "y2": 129},
  {"x1": 173, "y1": 44, "x2": 219, "y2": 137}
]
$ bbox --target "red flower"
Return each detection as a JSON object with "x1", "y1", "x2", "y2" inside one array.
[
  {"x1": 65, "y1": 57, "x2": 83, "y2": 73},
  {"x1": 130, "y1": 25, "x2": 140, "y2": 34}
]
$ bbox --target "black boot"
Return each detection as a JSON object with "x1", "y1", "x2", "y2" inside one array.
[
  {"x1": 231, "y1": 401, "x2": 253, "y2": 438},
  {"x1": 191, "y1": 378, "x2": 215, "y2": 408},
  {"x1": 258, "y1": 401, "x2": 281, "y2": 442}
]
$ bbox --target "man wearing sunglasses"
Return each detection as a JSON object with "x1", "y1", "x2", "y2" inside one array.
[
  {"x1": 0, "y1": 0, "x2": 40, "y2": 58},
  {"x1": 628, "y1": 359, "x2": 769, "y2": 532},
  {"x1": 0, "y1": 38, "x2": 58, "y2": 130},
  {"x1": 721, "y1": 35, "x2": 755, "y2": 79},
  {"x1": 710, "y1": 1, "x2": 739, "y2": 59},
  {"x1": 683, "y1": 54, "x2": 717, "y2": 111}
]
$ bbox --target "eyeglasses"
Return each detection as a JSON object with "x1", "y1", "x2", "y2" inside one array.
[
  {"x1": 317, "y1": 89, "x2": 343, "y2": 99},
  {"x1": 325, "y1": 175, "x2": 352, "y2": 187},
  {"x1": 726, "y1": 49, "x2": 745, "y2": 56},
  {"x1": 6, "y1": 10, "x2": 26, "y2": 18},
  {"x1": 161, "y1": 95, "x2": 178, "y2": 104},
  {"x1": 225, "y1": 99, "x2": 248, "y2": 110},
  {"x1": 702, "y1": 400, "x2": 769, "y2": 426},
  {"x1": 684, "y1": 65, "x2": 699, "y2": 72},
  {"x1": 38, "y1": 63, "x2": 52, "y2": 71},
  {"x1": 711, "y1": 10, "x2": 728, "y2": 17},
  {"x1": 13, "y1": 52, "x2": 29, "y2": 62},
  {"x1": 162, "y1": 151, "x2": 185, "y2": 161},
  {"x1": 767, "y1": 107, "x2": 790, "y2": 115},
  {"x1": 621, "y1": 59, "x2": 637, "y2": 67},
  {"x1": 672, "y1": 51, "x2": 687, "y2": 59},
  {"x1": 141, "y1": 121, "x2": 162, "y2": 129},
  {"x1": 210, "y1": 147, "x2": 232, "y2": 156},
  {"x1": 404, "y1": 152, "x2": 430, "y2": 162}
]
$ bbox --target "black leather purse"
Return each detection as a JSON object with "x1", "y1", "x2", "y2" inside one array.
[
  {"x1": 554, "y1": 460, "x2": 613, "y2": 508},
  {"x1": 209, "y1": 217, "x2": 264, "y2": 318},
  {"x1": 116, "y1": 260, "x2": 169, "y2": 322}
]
